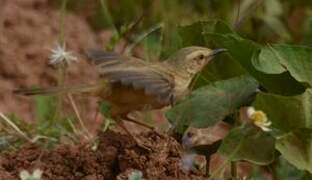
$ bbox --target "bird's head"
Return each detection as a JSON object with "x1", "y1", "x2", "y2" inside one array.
[{"x1": 168, "y1": 46, "x2": 227, "y2": 75}]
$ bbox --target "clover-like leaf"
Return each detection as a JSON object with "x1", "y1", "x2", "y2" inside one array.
[
  {"x1": 253, "y1": 89, "x2": 312, "y2": 132},
  {"x1": 276, "y1": 129, "x2": 312, "y2": 173},
  {"x1": 218, "y1": 125, "x2": 275, "y2": 165},
  {"x1": 203, "y1": 33, "x2": 305, "y2": 95},
  {"x1": 252, "y1": 44, "x2": 312, "y2": 87},
  {"x1": 166, "y1": 75, "x2": 258, "y2": 133},
  {"x1": 274, "y1": 157, "x2": 306, "y2": 180},
  {"x1": 178, "y1": 20, "x2": 246, "y2": 87}
]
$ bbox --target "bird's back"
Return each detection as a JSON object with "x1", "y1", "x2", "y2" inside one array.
[{"x1": 86, "y1": 50, "x2": 175, "y2": 117}]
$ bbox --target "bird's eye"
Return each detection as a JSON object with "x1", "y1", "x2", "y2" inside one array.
[{"x1": 198, "y1": 54, "x2": 204, "y2": 60}]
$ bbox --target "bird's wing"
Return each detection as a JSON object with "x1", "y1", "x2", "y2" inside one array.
[{"x1": 86, "y1": 50, "x2": 175, "y2": 104}]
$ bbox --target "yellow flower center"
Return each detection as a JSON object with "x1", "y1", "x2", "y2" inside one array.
[{"x1": 250, "y1": 111, "x2": 268, "y2": 124}]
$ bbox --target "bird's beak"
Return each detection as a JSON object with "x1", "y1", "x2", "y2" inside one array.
[{"x1": 209, "y1": 48, "x2": 227, "y2": 57}]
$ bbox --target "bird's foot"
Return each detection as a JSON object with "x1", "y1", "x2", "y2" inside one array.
[
  {"x1": 133, "y1": 138, "x2": 152, "y2": 152},
  {"x1": 122, "y1": 116, "x2": 164, "y2": 138},
  {"x1": 118, "y1": 120, "x2": 152, "y2": 152}
]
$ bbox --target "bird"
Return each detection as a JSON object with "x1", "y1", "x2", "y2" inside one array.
[{"x1": 14, "y1": 46, "x2": 226, "y2": 149}]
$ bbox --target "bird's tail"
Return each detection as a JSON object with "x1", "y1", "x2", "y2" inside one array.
[{"x1": 13, "y1": 83, "x2": 106, "y2": 96}]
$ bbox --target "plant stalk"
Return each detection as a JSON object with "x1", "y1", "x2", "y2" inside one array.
[{"x1": 231, "y1": 161, "x2": 237, "y2": 180}]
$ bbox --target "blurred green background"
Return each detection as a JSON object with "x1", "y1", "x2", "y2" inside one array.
[{"x1": 52, "y1": 0, "x2": 312, "y2": 45}]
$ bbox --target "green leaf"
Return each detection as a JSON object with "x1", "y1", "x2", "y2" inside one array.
[
  {"x1": 218, "y1": 125, "x2": 275, "y2": 165},
  {"x1": 192, "y1": 52, "x2": 246, "y2": 88},
  {"x1": 160, "y1": 22, "x2": 183, "y2": 58},
  {"x1": 143, "y1": 33, "x2": 162, "y2": 62},
  {"x1": 274, "y1": 157, "x2": 305, "y2": 180},
  {"x1": 250, "y1": 165, "x2": 267, "y2": 180},
  {"x1": 166, "y1": 75, "x2": 258, "y2": 133},
  {"x1": 276, "y1": 129, "x2": 312, "y2": 173},
  {"x1": 204, "y1": 33, "x2": 305, "y2": 95},
  {"x1": 34, "y1": 96, "x2": 56, "y2": 122},
  {"x1": 178, "y1": 21, "x2": 206, "y2": 46},
  {"x1": 194, "y1": 20, "x2": 303, "y2": 95},
  {"x1": 252, "y1": 44, "x2": 312, "y2": 87},
  {"x1": 99, "y1": 101, "x2": 112, "y2": 118},
  {"x1": 252, "y1": 48, "x2": 286, "y2": 74},
  {"x1": 178, "y1": 21, "x2": 246, "y2": 86},
  {"x1": 33, "y1": 96, "x2": 75, "y2": 141},
  {"x1": 253, "y1": 89, "x2": 312, "y2": 132},
  {"x1": 178, "y1": 20, "x2": 233, "y2": 47}
]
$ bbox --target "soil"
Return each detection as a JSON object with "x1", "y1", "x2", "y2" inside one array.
[
  {"x1": 0, "y1": 0, "x2": 105, "y2": 123},
  {"x1": 0, "y1": 130, "x2": 205, "y2": 180}
]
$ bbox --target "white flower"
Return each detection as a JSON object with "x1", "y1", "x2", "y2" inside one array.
[
  {"x1": 49, "y1": 42, "x2": 77, "y2": 65},
  {"x1": 19, "y1": 169, "x2": 43, "y2": 180},
  {"x1": 128, "y1": 170, "x2": 144, "y2": 180},
  {"x1": 247, "y1": 107, "x2": 272, "y2": 132}
]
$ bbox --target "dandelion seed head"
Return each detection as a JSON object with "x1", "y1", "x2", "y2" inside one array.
[{"x1": 49, "y1": 42, "x2": 77, "y2": 65}]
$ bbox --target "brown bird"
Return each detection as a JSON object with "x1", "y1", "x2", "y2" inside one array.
[{"x1": 14, "y1": 46, "x2": 226, "y2": 148}]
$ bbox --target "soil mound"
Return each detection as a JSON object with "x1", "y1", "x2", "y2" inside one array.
[{"x1": 0, "y1": 130, "x2": 205, "y2": 180}]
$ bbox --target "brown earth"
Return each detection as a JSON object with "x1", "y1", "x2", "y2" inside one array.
[
  {"x1": 0, "y1": 130, "x2": 205, "y2": 180},
  {"x1": 0, "y1": 0, "x2": 106, "y2": 123}
]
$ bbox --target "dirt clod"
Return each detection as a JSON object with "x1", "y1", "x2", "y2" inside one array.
[{"x1": 0, "y1": 130, "x2": 206, "y2": 180}]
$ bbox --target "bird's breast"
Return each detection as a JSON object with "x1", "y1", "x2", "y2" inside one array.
[
  {"x1": 99, "y1": 82, "x2": 170, "y2": 114},
  {"x1": 173, "y1": 74, "x2": 192, "y2": 100}
]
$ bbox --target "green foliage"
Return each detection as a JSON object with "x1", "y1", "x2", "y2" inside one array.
[
  {"x1": 143, "y1": 33, "x2": 162, "y2": 62},
  {"x1": 276, "y1": 129, "x2": 312, "y2": 173},
  {"x1": 166, "y1": 75, "x2": 258, "y2": 133},
  {"x1": 204, "y1": 29, "x2": 305, "y2": 95},
  {"x1": 99, "y1": 101, "x2": 116, "y2": 131},
  {"x1": 274, "y1": 157, "x2": 306, "y2": 180},
  {"x1": 174, "y1": 20, "x2": 305, "y2": 95},
  {"x1": 218, "y1": 125, "x2": 275, "y2": 165},
  {"x1": 252, "y1": 44, "x2": 312, "y2": 87},
  {"x1": 253, "y1": 90, "x2": 312, "y2": 132},
  {"x1": 167, "y1": 19, "x2": 312, "y2": 176},
  {"x1": 34, "y1": 96, "x2": 56, "y2": 125},
  {"x1": 99, "y1": 101, "x2": 112, "y2": 119},
  {"x1": 34, "y1": 96, "x2": 75, "y2": 140},
  {"x1": 179, "y1": 21, "x2": 246, "y2": 87},
  {"x1": 7, "y1": 113, "x2": 32, "y2": 133}
]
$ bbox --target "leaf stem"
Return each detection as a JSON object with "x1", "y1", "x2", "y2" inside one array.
[
  {"x1": 59, "y1": 0, "x2": 67, "y2": 45},
  {"x1": 53, "y1": 0, "x2": 68, "y2": 122},
  {"x1": 206, "y1": 155, "x2": 210, "y2": 177},
  {"x1": 67, "y1": 94, "x2": 92, "y2": 140},
  {"x1": 231, "y1": 161, "x2": 237, "y2": 180},
  {"x1": 0, "y1": 112, "x2": 31, "y2": 142},
  {"x1": 125, "y1": 23, "x2": 163, "y2": 55}
]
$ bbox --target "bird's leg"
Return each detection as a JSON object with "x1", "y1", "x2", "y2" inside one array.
[
  {"x1": 122, "y1": 115, "x2": 163, "y2": 137},
  {"x1": 122, "y1": 115, "x2": 154, "y2": 130},
  {"x1": 117, "y1": 120, "x2": 151, "y2": 151}
]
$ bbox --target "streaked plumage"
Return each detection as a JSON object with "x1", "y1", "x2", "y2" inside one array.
[{"x1": 15, "y1": 47, "x2": 226, "y2": 120}]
